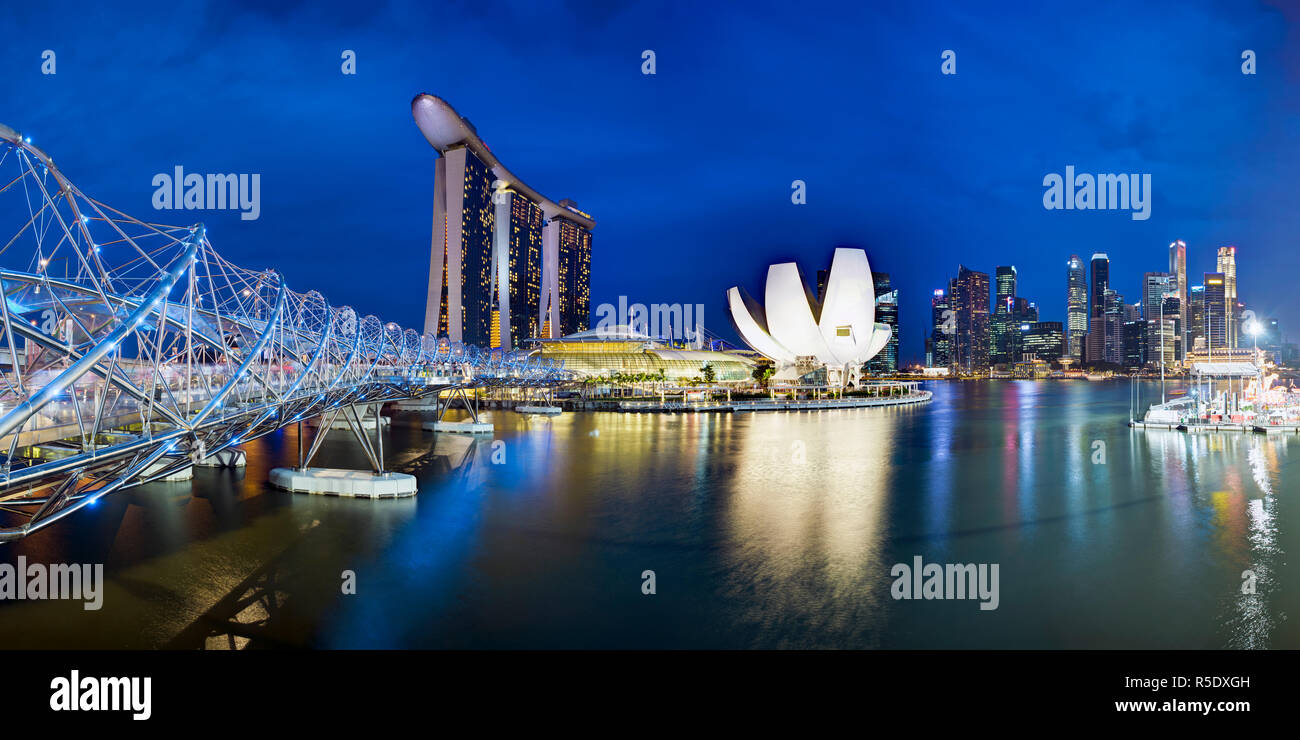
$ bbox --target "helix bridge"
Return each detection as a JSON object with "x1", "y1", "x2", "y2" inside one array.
[{"x1": 0, "y1": 124, "x2": 568, "y2": 542}]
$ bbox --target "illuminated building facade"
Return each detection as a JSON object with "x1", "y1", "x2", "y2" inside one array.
[
  {"x1": 1203, "y1": 273, "x2": 1227, "y2": 354},
  {"x1": 413, "y1": 94, "x2": 595, "y2": 349},
  {"x1": 1066, "y1": 255, "x2": 1087, "y2": 360},
  {"x1": 1086, "y1": 253, "x2": 1109, "y2": 364},
  {"x1": 1021, "y1": 321, "x2": 1064, "y2": 362},
  {"x1": 952, "y1": 265, "x2": 990, "y2": 374},
  {"x1": 1168, "y1": 240, "x2": 1187, "y2": 359},
  {"x1": 867, "y1": 272, "x2": 898, "y2": 374},
  {"x1": 991, "y1": 265, "x2": 1017, "y2": 365},
  {"x1": 1216, "y1": 246, "x2": 1238, "y2": 347},
  {"x1": 929, "y1": 288, "x2": 952, "y2": 368}
]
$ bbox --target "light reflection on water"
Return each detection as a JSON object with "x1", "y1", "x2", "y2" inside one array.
[{"x1": 0, "y1": 380, "x2": 1293, "y2": 649}]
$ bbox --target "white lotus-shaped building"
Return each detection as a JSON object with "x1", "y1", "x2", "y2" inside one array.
[{"x1": 727, "y1": 248, "x2": 892, "y2": 387}]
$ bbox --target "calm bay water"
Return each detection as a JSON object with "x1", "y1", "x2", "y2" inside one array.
[{"x1": 0, "y1": 380, "x2": 1294, "y2": 649}]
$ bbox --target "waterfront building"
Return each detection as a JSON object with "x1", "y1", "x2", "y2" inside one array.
[
  {"x1": 1204, "y1": 273, "x2": 1228, "y2": 357},
  {"x1": 1122, "y1": 320, "x2": 1145, "y2": 369},
  {"x1": 1142, "y1": 272, "x2": 1173, "y2": 320},
  {"x1": 528, "y1": 327, "x2": 755, "y2": 383},
  {"x1": 1020, "y1": 321, "x2": 1064, "y2": 362},
  {"x1": 866, "y1": 272, "x2": 898, "y2": 374},
  {"x1": 1086, "y1": 254, "x2": 1110, "y2": 364},
  {"x1": 953, "y1": 265, "x2": 991, "y2": 374},
  {"x1": 1188, "y1": 284, "x2": 1205, "y2": 350},
  {"x1": 929, "y1": 289, "x2": 953, "y2": 368},
  {"x1": 412, "y1": 93, "x2": 594, "y2": 349},
  {"x1": 1216, "y1": 246, "x2": 1238, "y2": 347},
  {"x1": 1169, "y1": 240, "x2": 1187, "y2": 359},
  {"x1": 1103, "y1": 289, "x2": 1125, "y2": 365},
  {"x1": 1066, "y1": 255, "x2": 1087, "y2": 360},
  {"x1": 726, "y1": 248, "x2": 892, "y2": 387},
  {"x1": 991, "y1": 265, "x2": 1017, "y2": 365}
]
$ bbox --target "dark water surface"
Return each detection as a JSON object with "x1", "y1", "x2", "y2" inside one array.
[{"x1": 0, "y1": 380, "x2": 1294, "y2": 649}]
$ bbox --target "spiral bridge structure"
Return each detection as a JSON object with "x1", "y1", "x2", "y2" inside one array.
[{"x1": 0, "y1": 125, "x2": 567, "y2": 542}]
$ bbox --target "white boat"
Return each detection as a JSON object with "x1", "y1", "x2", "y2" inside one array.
[{"x1": 1142, "y1": 396, "x2": 1195, "y2": 424}]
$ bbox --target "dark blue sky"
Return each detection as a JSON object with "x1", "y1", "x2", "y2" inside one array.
[{"x1": 5, "y1": 0, "x2": 1299, "y2": 362}]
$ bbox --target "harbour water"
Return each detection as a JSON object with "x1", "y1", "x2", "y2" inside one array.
[{"x1": 0, "y1": 380, "x2": 1294, "y2": 649}]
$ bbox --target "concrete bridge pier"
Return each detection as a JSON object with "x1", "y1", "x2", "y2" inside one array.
[
  {"x1": 422, "y1": 386, "x2": 493, "y2": 434},
  {"x1": 270, "y1": 407, "x2": 416, "y2": 498},
  {"x1": 195, "y1": 448, "x2": 247, "y2": 468}
]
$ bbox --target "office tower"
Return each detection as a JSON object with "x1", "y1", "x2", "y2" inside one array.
[
  {"x1": 1066, "y1": 255, "x2": 1087, "y2": 360},
  {"x1": 991, "y1": 265, "x2": 1017, "y2": 364},
  {"x1": 1158, "y1": 295, "x2": 1181, "y2": 363},
  {"x1": 1169, "y1": 240, "x2": 1187, "y2": 358},
  {"x1": 930, "y1": 289, "x2": 953, "y2": 368},
  {"x1": 1103, "y1": 288, "x2": 1124, "y2": 365},
  {"x1": 1122, "y1": 321, "x2": 1145, "y2": 370},
  {"x1": 953, "y1": 265, "x2": 990, "y2": 374},
  {"x1": 414, "y1": 94, "x2": 595, "y2": 347},
  {"x1": 1217, "y1": 246, "x2": 1238, "y2": 347},
  {"x1": 1086, "y1": 253, "x2": 1110, "y2": 363},
  {"x1": 1204, "y1": 273, "x2": 1227, "y2": 356},
  {"x1": 1142, "y1": 273, "x2": 1173, "y2": 320},
  {"x1": 1188, "y1": 284, "x2": 1205, "y2": 352},
  {"x1": 867, "y1": 272, "x2": 898, "y2": 373},
  {"x1": 1021, "y1": 321, "x2": 1064, "y2": 362},
  {"x1": 1004, "y1": 297, "x2": 1036, "y2": 362}
]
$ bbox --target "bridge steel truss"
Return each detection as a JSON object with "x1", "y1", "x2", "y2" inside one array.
[{"x1": 0, "y1": 125, "x2": 567, "y2": 542}]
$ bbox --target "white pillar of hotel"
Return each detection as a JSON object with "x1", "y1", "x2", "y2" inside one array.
[
  {"x1": 423, "y1": 147, "x2": 470, "y2": 343},
  {"x1": 423, "y1": 156, "x2": 447, "y2": 338}
]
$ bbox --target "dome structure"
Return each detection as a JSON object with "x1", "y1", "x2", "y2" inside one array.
[{"x1": 726, "y1": 248, "x2": 892, "y2": 387}]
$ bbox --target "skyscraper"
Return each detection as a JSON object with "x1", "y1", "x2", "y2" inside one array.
[
  {"x1": 1216, "y1": 246, "x2": 1238, "y2": 348},
  {"x1": 1141, "y1": 272, "x2": 1173, "y2": 364},
  {"x1": 1086, "y1": 253, "x2": 1110, "y2": 364},
  {"x1": 930, "y1": 288, "x2": 953, "y2": 368},
  {"x1": 1168, "y1": 240, "x2": 1187, "y2": 359},
  {"x1": 1066, "y1": 255, "x2": 1087, "y2": 360},
  {"x1": 991, "y1": 265, "x2": 1017, "y2": 365},
  {"x1": 1204, "y1": 273, "x2": 1227, "y2": 356},
  {"x1": 953, "y1": 265, "x2": 990, "y2": 374},
  {"x1": 413, "y1": 94, "x2": 595, "y2": 348},
  {"x1": 1021, "y1": 321, "x2": 1064, "y2": 362},
  {"x1": 867, "y1": 272, "x2": 898, "y2": 374},
  {"x1": 1188, "y1": 284, "x2": 1205, "y2": 352},
  {"x1": 1103, "y1": 288, "x2": 1124, "y2": 365}
]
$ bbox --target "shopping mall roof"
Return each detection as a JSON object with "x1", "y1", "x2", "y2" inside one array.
[{"x1": 1191, "y1": 362, "x2": 1259, "y2": 377}]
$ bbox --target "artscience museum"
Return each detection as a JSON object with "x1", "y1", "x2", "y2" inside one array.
[{"x1": 727, "y1": 248, "x2": 893, "y2": 388}]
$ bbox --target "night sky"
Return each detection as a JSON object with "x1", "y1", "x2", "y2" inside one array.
[{"x1": 4, "y1": 0, "x2": 1299, "y2": 363}]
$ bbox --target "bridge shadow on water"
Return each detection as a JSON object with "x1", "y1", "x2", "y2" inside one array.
[{"x1": 163, "y1": 429, "x2": 489, "y2": 649}]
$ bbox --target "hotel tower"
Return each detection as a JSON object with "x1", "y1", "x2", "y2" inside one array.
[{"x1": 411, "y1": 94, "x2": 594, "y2": 349}]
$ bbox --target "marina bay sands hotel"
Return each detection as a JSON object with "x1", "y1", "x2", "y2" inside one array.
[{"x1": 412, "y1": 94, "x2": 594, "y2": 349}]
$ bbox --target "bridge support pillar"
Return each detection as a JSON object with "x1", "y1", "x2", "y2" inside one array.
[{"x1": 271, "y1": 405, "x2": 415, "y2": 498}]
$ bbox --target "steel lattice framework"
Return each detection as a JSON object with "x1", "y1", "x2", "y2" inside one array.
[{"x1": 0, "y1": 125, "x2": 566, "y2": 542}]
